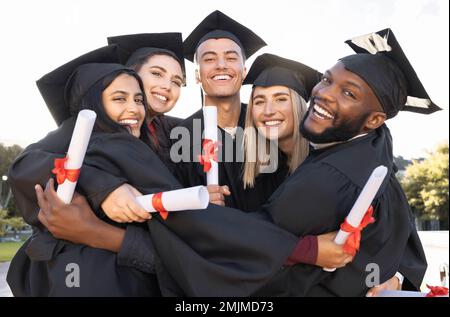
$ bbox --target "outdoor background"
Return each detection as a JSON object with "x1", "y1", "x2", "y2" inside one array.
[{"x1": 0, "y1": 0, "x2": 448, "y2": 296}]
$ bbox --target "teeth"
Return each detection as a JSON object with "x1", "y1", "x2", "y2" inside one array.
[
  {"x1": 119, "y1": 119, "x2": 138, "y2": 125},
  {"x1": 213, "y1": 75, "x2": 231, "y2": 80},
  {"x1": 153, "y1": 93, "x2": 168, "y2": 102},
  {"x1": 264, "y1": 120, "x2": 282, "y2": 126},
  {"x1": 313, "y1": 104, "x2": 334, "y2": 119}
]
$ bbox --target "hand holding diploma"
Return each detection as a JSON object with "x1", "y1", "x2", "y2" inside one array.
[
  {"x1": 200, "y1": 106, "x2": 219, "y2": 185},
  {"x1": 324, "y1": 165, "x2": 388, "y2": 272},
  {"x1": 136, "y1": 186, "x2": 209, "y2": 220},
  {"x1": 52, "y1": 110, "x2": 96, "y2": 203}
]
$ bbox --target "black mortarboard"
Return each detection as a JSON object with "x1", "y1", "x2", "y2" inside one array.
[
  {"x1": 243, "y1": 53, "x2": 321, "y2": 101},
  {"x1": 107, "y1": 32, "x2": 186, "y2": 75},
  {"x1": 36, "y1": 45, "x2": 132, "y2": 125},
  {"x1": 341, "y1": 28, "x2": 441, "y2": 118},
  {"x1": 183, "y1": 10, "x2": 267, "y2": 62}
]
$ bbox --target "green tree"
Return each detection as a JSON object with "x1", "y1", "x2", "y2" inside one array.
[
  {"x1": 394, "y1": 155, "x2": 412, "y2": 171},
  {"x1": 0, "y1": 143, "x2": 23, "y2": 176},
  {"x1": 0, "y1": 209, "x2": 26, "y2": 237},
  {"x1": 0, "y1": 209, "x2": 8, "y2": 236},
  {"x1": 402, "y1": 143, "x2": 449, "y2": 228},
  {"x1": 0, "y1": 143, "x2": 23, "y2": 216}
]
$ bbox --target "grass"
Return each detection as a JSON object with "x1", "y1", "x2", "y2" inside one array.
[{"x1": 0, "y1": 241, "x2": 24, "y2": 262}]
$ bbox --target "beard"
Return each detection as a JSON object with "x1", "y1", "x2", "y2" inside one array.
[{"x1": 299, "y1": 108, "x2": 370, "y2": 144}]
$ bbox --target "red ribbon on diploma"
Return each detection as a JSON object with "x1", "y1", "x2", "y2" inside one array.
[
  {"x1": 340, "y1": 205, "x2": 376, "y2": 256},
  {"x1": 152, "y1": 192, "x2": 168, "y2": 220},
  {"x1": 52, "y1": 157, "x2": 80, "y2": 185},
  {"x1": 198, "y1": 139, "x2": 219, "y2": 172},
  {"x1": 426, "y1": 284, "x2": 449, "y2": 297}
]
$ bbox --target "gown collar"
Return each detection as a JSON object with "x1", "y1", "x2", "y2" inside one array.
[{"x1": 310, "y1": 132, "x2": 369, "y2": 150}]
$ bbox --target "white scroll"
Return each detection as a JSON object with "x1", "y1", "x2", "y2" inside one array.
[
  {"x1": 202, "y1": 106, "x2": 219, "y2": 185},
  {"x1": 136, "y1": 186, "x2": 209, "y2": 215},
  {"x1": 55, "y1": 110, "x2": 96, "y2": 203},
  {"x1": 324, "y1": 165, "x2": 388, "y2": 272}
]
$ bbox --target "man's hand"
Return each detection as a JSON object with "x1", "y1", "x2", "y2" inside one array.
[
  {"x1": 315, "y1": 232, "x2": 353, "y2": 269},
  {"x1": 36, "y1": 178, "x2": 100, "y2": 245},
  {"x1": 366, "y1": 276, "x2": 401, "y2": 297},
  {"x1": 101, "y1": 184, "x2": 151, "y2": 223},
  {"x1": 36, "y1": 178, "x2": 126, "y2": 252},
  {"x1": 207, "y1": 185, "x2": 231, "y2": 206}
]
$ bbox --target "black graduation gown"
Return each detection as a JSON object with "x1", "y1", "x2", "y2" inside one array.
[
  {"x1": 148, "y1": 114, "x2": 182, "y2": 174},
  {"x1": 237, "y1": 151, "x2": 289, "y2": 212},
  {"x1": 172, "y1": 103, "x2": 288, "y2": 212},
  {"x1": 6, "y1": 117, "x2": 160, "y2": 296},
  {"x1": 145, "y1": 125, "x2": 426, "y2": 296},
  {"x1": 78, "y1": 132, "x2": 300, "y2": 296},
  {"x1": 252, "y1": 124, "x2": 427, "y2": 296},
  {"x1": 7, "y1": 115, "x2": 292, "y2": 297},
  {"x1": 8, "y1": 120, "x2": 426, "y2": 297}
]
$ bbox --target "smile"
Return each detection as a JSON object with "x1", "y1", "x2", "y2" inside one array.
[
  {"x1": 118, "y1": 119, "x2": 139, "y2": 127},
  {"x1": 313, "y1": 104, "x2": 334, "y2": 120},
  {"x1": 264, "y1": 120, "x2": 283, "y2": 127},
  {"x1": 152, "y1": 93, "x2": 168, "y2": 103},
  {"x1": 212, "y1": 74, "x2": 232, "y2": 81},
  {"x1": 118, "y1": 119, "x2": 139, "y2": 126}
]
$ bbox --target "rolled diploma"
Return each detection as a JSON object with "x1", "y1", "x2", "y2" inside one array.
[
  {"x1": 203, "y1": 106, "x2": 219, "y2": 185},
  {"x1": 136, "y1": 186, "x2": 209, "y2": 213},
  {"x1": 56, "y1": 110, "x2": 97, "y2": 203},
  {"x1": 323, "y1": 165, "x2": 388, "y2": 272}
]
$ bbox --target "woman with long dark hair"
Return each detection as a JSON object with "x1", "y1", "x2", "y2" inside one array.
[
  {"x1": 7, "y1": 46, "x2": 165, "y2": 296},
  {"x1": 98, "y1": 33, "x2": 188, "y2": 223},
  {"x1": 108, "y1": 33, "x2": 186, "y2": 166}
]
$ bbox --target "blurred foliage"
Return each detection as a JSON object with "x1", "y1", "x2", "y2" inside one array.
[
  {"x1": 402, "y1": 143, "x2": 449, "y2": 228},
  {"x1": 0, "y1": 209, "x2": 26, "y2": 237},
  {"x1": 0, "y1": 143, "x2": 23, "y2": 216}
]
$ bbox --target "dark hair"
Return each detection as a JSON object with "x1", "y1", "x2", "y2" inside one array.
[
  {"x1": 126, "y1": 50, "x2": 186, "y2": 83},
  {"x1": 69, "y1": 69, "x2": 151, "y2": 145}
]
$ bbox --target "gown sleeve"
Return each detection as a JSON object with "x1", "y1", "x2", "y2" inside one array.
[
  {"x1": 7, "y1": 126, "x2": 157, "y2": 274},
  {"x1": 8, "y1": 121, "x2": 129, "y2": 223},
  {"x1": 258, "y1": 167, "x2": 426, "y2": 296}
]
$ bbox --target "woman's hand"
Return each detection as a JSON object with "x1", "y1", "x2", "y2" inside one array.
[
  {"x1": 101, "y1": 184, "x2": 151, "y2": 223},
  {"x1": 207, "y1": 185, "x2": 231, "y2": 206},
  {"x1": 315, "y1": 232, "x2": 353, "y2": 269}
]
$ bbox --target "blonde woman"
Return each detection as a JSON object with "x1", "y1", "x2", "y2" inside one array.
[
  {"x1": 242, "y1": 54, "x2": 314, "y2": 187},
  {"x1": 216, "y1": 53, "x2": 317, "y2": 211}
]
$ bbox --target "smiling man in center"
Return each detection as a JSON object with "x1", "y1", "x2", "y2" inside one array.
[{"x1": 171, "y1": 10, "x2": 274, "y2": 211}]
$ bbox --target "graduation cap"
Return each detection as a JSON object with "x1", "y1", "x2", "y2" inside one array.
[
  {"x1": 243, "y1": 53, "x2": 321, "y2": 101},
  {"x1": 107, "y1": 32, "x2": 186, "y2": 75},
  {"x1": 36, "y1": 44, "x2": 132, "y2": 125},
  {"x1": 341, "y1": 28, "x2": 441, "y2": 118},
  {"x1": 183, "y1": 10, "x2": 267, "y2": 62}
]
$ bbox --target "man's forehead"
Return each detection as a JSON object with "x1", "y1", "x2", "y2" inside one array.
[
  {"x1": 327, "y1": 62, "x2": 368, "y2": 88},
  {"x1": 327, "y1": 61, "x2": 353, "y2": 75},
  {"x1": 196, "y1": 38, "x2": 244, "y2": 56},
  {"x1": 325, "y1": 61, "x2": 382, "y2": 110}
]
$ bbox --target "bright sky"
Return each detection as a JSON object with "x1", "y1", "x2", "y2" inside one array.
[{"x1": 0, "y1": 0, "x2": 448, "y2": 159}]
